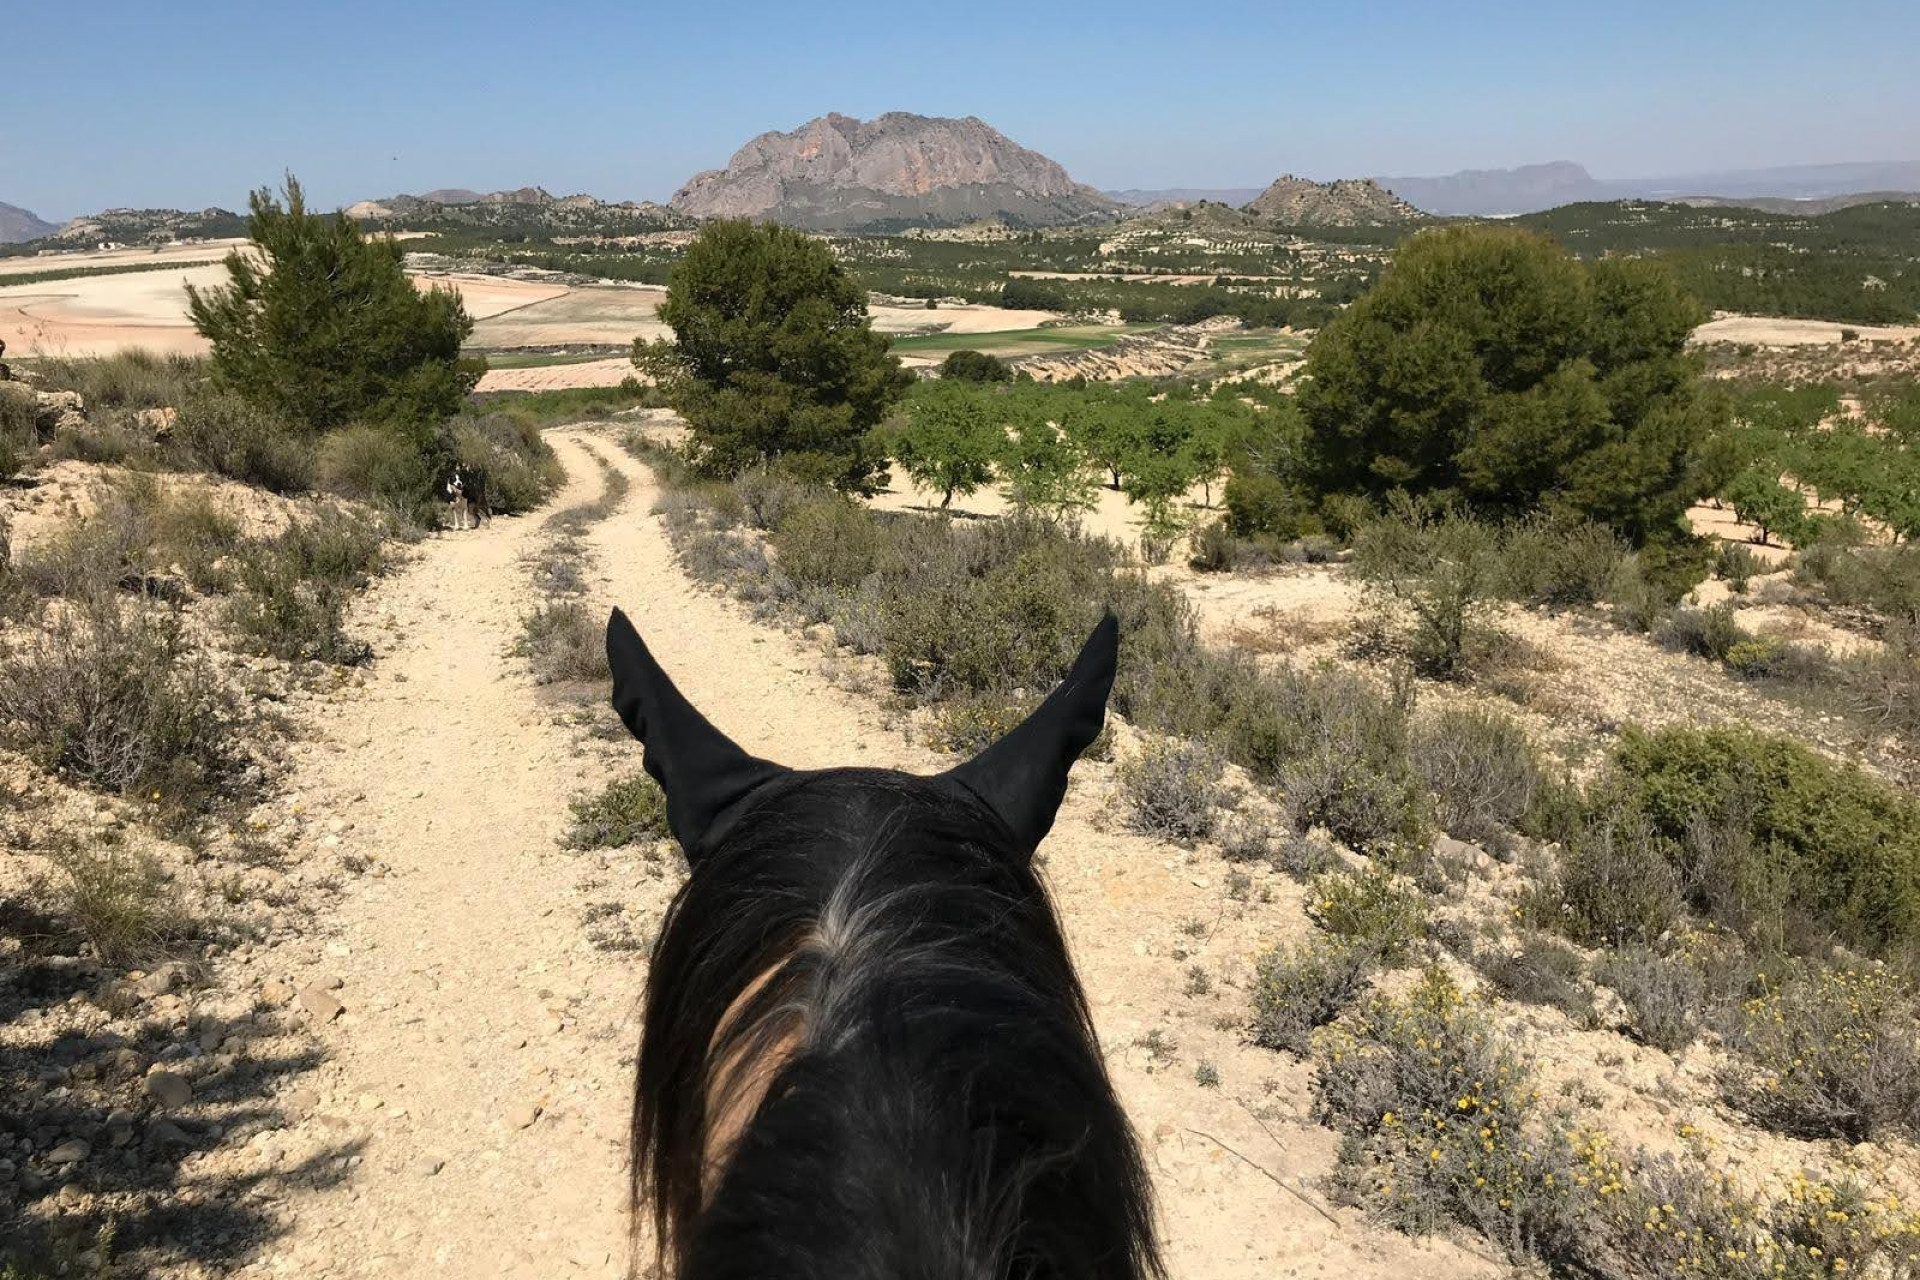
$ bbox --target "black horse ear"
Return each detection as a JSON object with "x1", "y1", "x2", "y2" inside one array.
[
  {"x1": 606, "y1": 608, "x2": 788, "y2": 863},
  {"x1": 944, "y1": 612, "x2": 1118, "y2": 858}
]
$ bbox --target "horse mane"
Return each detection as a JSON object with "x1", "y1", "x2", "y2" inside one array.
[{"x1": 633, "y1": 769, "x2": 1163, "y2": 1280}]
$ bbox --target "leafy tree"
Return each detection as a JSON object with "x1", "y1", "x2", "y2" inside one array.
[
  {"x1": 1725, "y1": 466, "x2": 1807, "y2": 546},
  {"x1": 1057, "y1": 385, "x2": 1145, "y2": 489},
  {"x1": 634, "y1": 220, "x2": 912, "y2": 492},
  {"x1": 1298, "y1": 225, "x2": 1732, "y2": 549},
  {"x1": 187, "y1": 176, "x2": 479, "y2": 433},
  {"x1": 999, "y1": 392, "x2": 1097, "y2": 520},
  {"x1": 891, "y1": 381, "x2": 1003, "y2": 508},
  {"x1": 939, "y1": 349, "x2": 1012, "y2": 383}
]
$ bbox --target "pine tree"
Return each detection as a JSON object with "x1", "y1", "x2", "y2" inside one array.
[{"x1": 187, "y1": 176, "x2": 478, "y2": 434}]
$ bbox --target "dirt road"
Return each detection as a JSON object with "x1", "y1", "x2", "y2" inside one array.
[{"x1": 252, "y1": 429, "x2": 1493, "y2": 1280}]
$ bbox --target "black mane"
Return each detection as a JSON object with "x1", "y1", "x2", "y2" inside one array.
[{"x1": 633, "y1": 769, "x2": 1163, "y2": 1280}]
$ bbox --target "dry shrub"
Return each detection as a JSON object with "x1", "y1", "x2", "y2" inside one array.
[
  {"x1": 170, "y1": 390, "x2": 316, "y2": 494},
  {"x1": 1249, "y1": 936, "x2": 1375, "y2": 1054},
  {"x1": 519, "y1": 599, "x2": 608, "y2": 684},
  {"x1": 228, "y1": 510, "x2": 383, "y2": 663},
  {"x1": 1411, "y1": 704, "x2": 1541, "y2": 847},
  {"x1": 1478, "y1": 931, "x2": 1591, "y2": 1022},
  {"x1": 1721, "y1": 961, "x2": 1920, "y2": 1142},
  {"x1": 46, "y1": 837, "x2": 190, "y2": 965},
  {"x1": 0, "y1": 594, "x2": 241, "y2": 818},
  {"x1": 1119, "y1": 737, "x2": 1226, "y2": 842},
  {"x1": 1309, "y1": 865, "x2": 1427, "y2": 964},
  {"x1": 1592, "y1": 945, "x2": 1706, "y2": 1052},
  {"x1": 1225, "y1": 665, "x2": 1424, "y2": 853}
]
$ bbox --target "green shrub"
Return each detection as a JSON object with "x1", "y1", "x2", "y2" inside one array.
[
  {"x1": 566, "y1": 773, "x2": 670, "y2": 850},
  {"x1": 770, "y1": 497, "x2": 883, "y2": 589},
  {"x1": 1715, "y1": 540, "x2": 1761, "y2": 592},
  {"x1": 1312, "y1": 969, "x2": 1559, "y2": 1254},
  {"x1": 1657, "y1": 602, "x2": 1750, "y2": 663},
  {"x1": 1186, "y1": 520, "x2": 1236, "y2": 572},
  {"x1": 228, "y1": 511, "x2": 384, "y2": 663},
  {"x1": 1796, "y1": 535, "x2": 1920, "y2": 627},
  {"x1": 925, "y1": 691, "x2": 1034, "y2": 756},
  {"x1": 1500, "y1": 512, "x2": 1626, "y2": 607},
  {"x1": 317, "y1": 423, "x2": 437, "y2": 516},
  {"x1": 1411, "y1": 705, "x2": 1541, "y2": 846},
  {"x1": 1722, "y1": 961, "x2": 1920, "y2": 1142},
  {"x1": 1119, "y1": 738, "x2": 1227, "y2": 842},
  {"x1": 1536, "y1": 803, "x2": 1686, "y2": 948},
  {"x1": 1222, "y1": 469, "x2": 1311, "y2": 539},
  {"x1": 938, "y1": 349, "x2": 1012, "y2": 383},
  {"x1": 447, "y1": 412, "x2": 564, "y2": 515},
  {"x1": 1250, "y1": 937, "x2": 1375, "y2": 1054},
  {"x1": 1609, "y1": 725, "x2": 1920, "y2": 960},
  {"x1": 170, "y1": 390, "x2": 316, "y2": 493},
  {"x1": 0, "y1": 594, "x2": 241, "y2": 818},
  {"x1": 1309, "y1": 865, "x2": 1427, "y2": 964},
  {"x1": 1225, "y1": 666, "x2": 1424, "y2": 852}
]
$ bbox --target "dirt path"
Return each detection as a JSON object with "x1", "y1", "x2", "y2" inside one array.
[{"x1": 256, "y1": 430, "x2": 1495, "y2": 1280}]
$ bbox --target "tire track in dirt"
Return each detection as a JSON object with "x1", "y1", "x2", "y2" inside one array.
[{"x1": 259, "y1": 429, "x2": 1497, "y2": 1280}]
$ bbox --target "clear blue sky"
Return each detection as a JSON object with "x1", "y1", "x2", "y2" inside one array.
[{"x1": 4, "y1": 0, "x2": 1916, "y2": 220}]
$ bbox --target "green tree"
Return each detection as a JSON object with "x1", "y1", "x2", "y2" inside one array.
[
  {"x1": 999, "y1": 391, "x2": 1098, "y2": 520},
  {"x1": 938, "y1": 349, "x2": 1012, "y2": 383},
  {"x1": 633, "y1": 220, "x2": 912, "y2": 492},
  {"x1": 891, "y1": 381, "x2": 1003, "y2": 508},
  {"x1": 186, "y1": 176, "x2": 478, "y2": 433},
  {"x1": 1724, "y1": 466, "x2": 1807, "y2": 546},
  {"x1": 1298, "y1": 225, "x2": 1731, "y2": 549}
]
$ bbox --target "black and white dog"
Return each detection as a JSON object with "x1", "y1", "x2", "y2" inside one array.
[{"x1": 445, "y1": 466, "x2": 491, "y2": 531}]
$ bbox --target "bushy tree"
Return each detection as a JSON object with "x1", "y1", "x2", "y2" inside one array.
[
  {"x1": 999, "y1": 391, "x2": 1098, "y2": 520},
  {"x1": 1298, "y1": 226, "x2": 1732, "y2": 548},
  {"x1": 891, "y1": 380, "x2": 1003, "y2": 507},
  {"x1": 636, "y1": 220, "x2": 913, "y2": 492},
  {"x1": 187, "y1": 176, "x2": 479, "y2": 433},
  {"x1": 939, "y1": 349, "x2": 1012, "y2": 383},
  {"x1": 1725, "y1": 466, "x2": 1807, "y2": 546}
]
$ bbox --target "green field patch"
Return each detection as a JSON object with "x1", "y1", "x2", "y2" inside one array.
[{"x1": 890, "y1": 325, "x2": 1149, "y2": 358}]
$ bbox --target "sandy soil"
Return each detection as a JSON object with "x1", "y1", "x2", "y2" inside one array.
[
  {"x1": 1692, "y1": 313, "x2": 1920, "y2": 347},
  {"x1": 214, "y1": 430, "x2": 1495, "y2": 1279},
  {"x1": 473, "y1": 358, "x2": 639, "y2": 393},
  {"x1": 0, "y1": 240, "x2": 245, "y2": 278},
  {"x1": 0, "y1": 267, "x2": 570, "y2": 359}
]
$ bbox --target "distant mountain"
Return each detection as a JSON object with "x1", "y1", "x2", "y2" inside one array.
[
  {"x1": 1106, "y1": 187, "x2": 1264, "y2": 209},
  {"x1": 1379, "y1": 159, "x2": 1920, "y2": 216},
  {"x1": 0, "y1": 202, "x2": 57, "y2": 244},
  {"x1": 671, "y1": 112, "x2": 1120, "y2": 231},
  {"x1": 1677, "y1": 190, "x2": 1920, "y2": 216},
  {"x1": 1245, "y1": 175, "x2": 1421, "y2": 226},
  {"x1": 1377, "y1": 162, "x2": 1607, "y2": 217},
  {"x1": 347, "y1": 187, "x2": 692, "y2": 235},
  {"x1": 46, "y1": 207, "x2": 247, "y2": 246}
]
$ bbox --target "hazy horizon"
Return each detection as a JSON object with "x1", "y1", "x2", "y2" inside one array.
[{"x1": 6, "y1": 0, "x2": 1918, "y2": 221}]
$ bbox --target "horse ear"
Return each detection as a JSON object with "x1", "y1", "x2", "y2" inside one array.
[
  {"x1": 606, "y1": 608, "x2": 788, "y2": 863},
  {"x1": 944, "y1": 612, "x2": 1117, "y2": 859}
]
